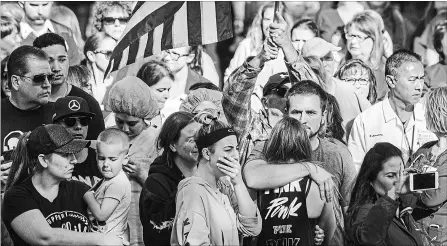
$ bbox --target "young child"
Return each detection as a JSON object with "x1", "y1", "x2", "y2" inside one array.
[{"x1": 83, "y1": 128, "x2": 132, "y2": 241}]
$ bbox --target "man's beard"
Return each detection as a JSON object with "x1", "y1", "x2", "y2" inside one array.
[{"x1": 308, "y1": 122, "x2": 324, "y2": 140}]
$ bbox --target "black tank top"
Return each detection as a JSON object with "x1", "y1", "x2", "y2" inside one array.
[{"x1": 257, "y1": 176, "x2": 314, "y2": 246}]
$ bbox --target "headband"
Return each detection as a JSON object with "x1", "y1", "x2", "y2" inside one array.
[{"x1": 196, "y1": 128, "x2": 236, "y2": 150}]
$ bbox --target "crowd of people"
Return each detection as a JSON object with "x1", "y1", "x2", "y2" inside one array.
[{"x1": 1, "y1": 1, "x2": 447, "y2": 246}]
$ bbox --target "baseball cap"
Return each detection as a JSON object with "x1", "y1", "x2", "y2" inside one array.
[
  {"x1": 302, "y1": 37, "x2": 342, "y2": 58},
  {"x1": 52, "y1": 96, "x2": 95, "y2": 122},
  {"x1": 263, "y1": 72, "x2": 290, "y2": 97},
  {"x1": 27, "y1": 124, "x2": 89, "y2": 157}
]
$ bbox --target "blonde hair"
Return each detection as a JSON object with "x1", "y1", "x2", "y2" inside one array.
[
  {"x1": 425, "y1": 87, "x2": 447, "y2": 134},
  {"x1": 97, "y1": 128, "x2": 130, "y2": 154},
  {"x1": 345, "y1": 12, "x2": 384, "y2": 70},
  {"x1": 246, "y1": 2, "x2": 292, "y2": 54}
]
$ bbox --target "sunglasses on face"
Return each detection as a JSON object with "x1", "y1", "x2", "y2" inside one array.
[
  {"x1": 62, "y1": 117, "x2": 92, "y2": 127},
  {"x1": 102, "y1": 17, "x2": 129, "y2": 25},
  {"x1": 94, "y1": 50, "x2": 113, "y2": 60},
  {"x1": 17, "y1": 73, "x2": 55, "y2": 84}
]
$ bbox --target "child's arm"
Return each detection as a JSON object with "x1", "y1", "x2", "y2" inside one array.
[{"x1": 83, "y1": 182, "x2": 124, "y2": 222}]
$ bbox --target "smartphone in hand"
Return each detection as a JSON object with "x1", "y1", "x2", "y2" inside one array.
[{"x1": 409, "y1": 172, "x2": 439, "y2": 192}]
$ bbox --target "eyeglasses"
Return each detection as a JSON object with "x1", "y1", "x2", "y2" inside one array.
[
  {"x1": 345, "y1": 33, "x2": 370, "y2": 42},
  {"x1": 164, "y1": 50, "x2": 190, "y2": 61},
  {"x1": 102, "y1": 17, "x2": 129, "y2": 25},
  {"x1": 345, "y1": 78, "x2": 369, "y2": 85},
  {"x1": 94, "y1": 50, "x2": 113, "y2": 60},
  {"x1": 17, "y1": 73, "x2": 55, "y2": 84},
  {"x1": 62, "y1": 117, "x2": 92, "y2": 127}
]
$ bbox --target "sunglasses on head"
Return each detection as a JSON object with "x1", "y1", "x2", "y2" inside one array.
[
  {"x1": 62, "y1": 117, "x2": 92, "y2": 127},
  {"x1": 102, "y1": 17, "x2": 129, "y2": 25},
  {"x1": 17, "y1": 73, "x2": 55, "y2": 84}
]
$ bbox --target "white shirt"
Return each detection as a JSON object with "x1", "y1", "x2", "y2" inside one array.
[
  {"x1": 348, "y1": 97, "x2": 437, "y2": 171},
  {"x1": 20, "y1": 20, "x2": 55, "y2": 39}
]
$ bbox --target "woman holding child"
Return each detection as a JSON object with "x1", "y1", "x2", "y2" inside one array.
[{"x1": 2, "y1": 125, "x2": 126, "y2": 245}]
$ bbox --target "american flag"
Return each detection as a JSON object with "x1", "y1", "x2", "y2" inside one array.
[{"x1": 104, "y1": 1, "x2": 233, "y2": 79}]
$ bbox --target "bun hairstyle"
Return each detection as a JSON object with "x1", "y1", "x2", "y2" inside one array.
[{"x1": 193, "y1": 109, "x2": 232, "y2": 158}]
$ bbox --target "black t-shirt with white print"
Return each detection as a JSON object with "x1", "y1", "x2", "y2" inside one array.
[
  {"x1": 1, "y1": 98, "x2": 54, "y2": 155},
  {"x1": 256, "y1": 176, "x2": 314, "y2": 246},
  {"x1": 71, "y1": 147, "x2": 102, "y2": 187},
  {"x1": 2, "y1": 177, "x2": 92, "y2": 246}
]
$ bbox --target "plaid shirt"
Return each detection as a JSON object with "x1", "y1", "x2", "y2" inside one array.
[{"x1": 222, "y1": 56, "x2": 322, "y2": 165}]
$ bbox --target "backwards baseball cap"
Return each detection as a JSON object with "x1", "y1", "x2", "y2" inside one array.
[
  {"x1": 52, "y1": 96, "x2": 95, "y2": 122},
  {"x1": 27, "y1": 124, "x2": 89, "y2": 157},
  {"x1": 263, "y1": 72, "x2": 290, "y2": 97},
  {"x1": 302, "y1": 37, "x2": 342, "y2": 58}
]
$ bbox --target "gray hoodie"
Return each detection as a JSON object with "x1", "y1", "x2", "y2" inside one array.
[{"x1": 171, "y1": 176, "x2": 261, "y2": 245}]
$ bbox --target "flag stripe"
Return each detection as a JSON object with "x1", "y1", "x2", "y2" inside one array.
[
  {"x1": 152, "y1": 23, "x2": 164, "y2": 56},
  {"x1": 131, "y1": 1, "x2": 145, "y2": 16},
  {"x1": 136, "y1": 32, "x2": 149, "y2": 60},
  {"x1": 200, "y1": 2, "x2": 218, "y2": 44},
  {"x1": 105, "y1": 1, "x2": 234, "y2": 78},
  {"x1": 144, "y1": 28, "x2": 154, "y2": 57},
  {"x1": 171, "y1": 3, "x2": 188, "y2": 49},
  {"x1": 119, "y1": 47, "x2": 129, "y2": 69},
  {"x1": 215, "y1": 1, "x2": 233, "y2": 41},
  {"x1": 112, "y1": 1, "x2": 184, "y2": 56},
  {"x1": 186, "y1": 1, "x2": 201, "y2": 46},
  {"x1": 124, "y1": 1, "x2": 167, "y2": 37},
  {"x1": 127, "y1": 38, "x2": 140, "y2": 65},
  {"x1": 112, "y1": 53, "x2": 122, "y2": 72},
  {"x1": 161, "y1": 14, "x2": 175, "y2": 50}
]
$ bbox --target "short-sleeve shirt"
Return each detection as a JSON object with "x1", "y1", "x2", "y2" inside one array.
[
  {"x1": 2, "y1": 178, "x2": 91, "y2": 246},
  {"x1": 89, "y1": 170, "x2": 131, "y2": 237},
  {"x1": 1, "y1": 98, "x2": 54, "y2": 154}
]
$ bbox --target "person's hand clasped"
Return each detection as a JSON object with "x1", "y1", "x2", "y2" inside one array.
[
  {"x1": 123, "y1": 158, "x2": 145, "y2": 178},
  {"x1": 307, "y1": 163, "x2": 334, "y2": 203},
  {"x1": 314, "y1": 225, "x2": 325, "y2": 245},
  {"x1": 216, "y1": 156, "x2": 243, "y2": 186},
  {"x1": 268, "y1": 11, "x2": 290, "y2": 48}
]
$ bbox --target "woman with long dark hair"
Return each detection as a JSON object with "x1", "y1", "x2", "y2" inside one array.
[
  {"x1": 139, "y1": 111, "x2": 201, "y2": 246},
  {"x1": 346, "y1": 142, "x2": 423, "y2": 245}
]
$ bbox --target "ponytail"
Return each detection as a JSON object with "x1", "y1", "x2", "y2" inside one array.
[{"x1": 5, "y1": 132, "x2": 39, "y2": 190}]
